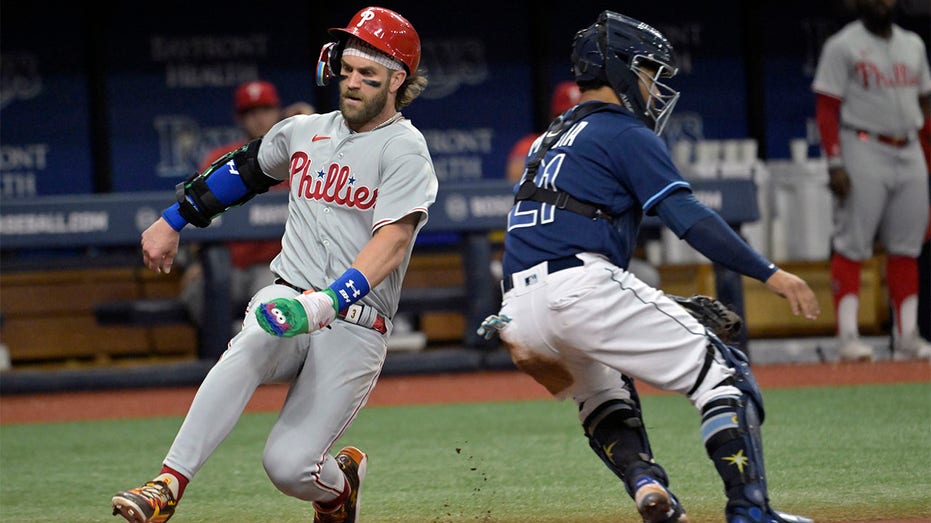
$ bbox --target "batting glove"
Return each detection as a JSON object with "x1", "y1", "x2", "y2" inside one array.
[
  {"x1": 256, "y1": 290, "x2": 338, "y2": 337},
  {"x1": 476, "y1": 314, "x2": 511, "y2": 340}
]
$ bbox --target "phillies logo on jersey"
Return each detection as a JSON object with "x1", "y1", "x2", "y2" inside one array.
[
  {"x1": 290, "y1": 151, "x2": 377, "y2": 209},
  {"x1": 853, "y1": 61, "x2": 920, "y2": 89}
]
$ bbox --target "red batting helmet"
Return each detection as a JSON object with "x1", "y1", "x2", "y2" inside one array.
[
  {"x1": 330, "y1": 7, "x2": 420, "y2": 74},
  {"x1": 316, "y1": 7, "x2": 421, "y2": 86}
]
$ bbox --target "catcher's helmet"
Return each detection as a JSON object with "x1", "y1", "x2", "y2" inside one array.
[
  {"x1": 317, "y1": 7, "x2": 421, "y2": 86},
  {"x1": 571, "y1": 11, "x2": 679, "y2": 134}
]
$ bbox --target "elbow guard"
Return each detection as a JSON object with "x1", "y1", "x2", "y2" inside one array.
[{"x1": 176, "y1": 138, "x2": 280, "y2": 228}]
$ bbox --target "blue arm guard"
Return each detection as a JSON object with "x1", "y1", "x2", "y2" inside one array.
[{"x1": 168, "y1": 138, "x2": 280, "y2": 229}]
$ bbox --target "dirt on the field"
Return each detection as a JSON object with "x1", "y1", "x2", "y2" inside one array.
[{"x1": 1, "y1": 360, "x2": 927, "y2": 425}]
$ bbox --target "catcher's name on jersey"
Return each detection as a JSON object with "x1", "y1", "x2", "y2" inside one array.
[{"x1": 290, "y1": 152, "x2": 377, "y2": 210}]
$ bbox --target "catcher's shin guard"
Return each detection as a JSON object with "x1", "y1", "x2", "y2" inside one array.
[
  {"x1": 582, "y1": 379, "x2": 671, "y2": 498},
  {"x1": 705, "y1": 396, "x2": 813, "y2": 523},
  {"x1": 701, "y1": 393, "x2": 770, "y2": 512},
  {"x1": 583, "y1": 391, "x2": 688, "y2": 522},
  {"x1": 701, "y1": 339, "x2": 810, "y2": 521}
]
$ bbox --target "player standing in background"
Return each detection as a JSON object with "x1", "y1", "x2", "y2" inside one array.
[
  {"x1": 111, "y1": 7, "x2": 435, "y2": 523},
  {"x1": 180, "y1": 79, "x2": 314, "y2": 328},
  {"x1": 479, "y1": 11, "x2": 819, "y2": 523},
  {"x1": 812, "y1": 0, "x2": 931, "y2": 361}
]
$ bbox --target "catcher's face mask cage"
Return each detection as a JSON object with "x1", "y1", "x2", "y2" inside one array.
[
  {"x1": 572, "y1": 10, "x2": 680, "y2": 135},
  {"x1": 628, "y1": 54, "x2": 679, "y2": 135},
  {"x1": 316, "y1": 6, "x2": 421, "y2": 86}
]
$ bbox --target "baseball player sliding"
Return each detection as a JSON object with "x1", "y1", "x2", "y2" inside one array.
[
  {"x1": 111, "y1": 7, "x2": 436, "y2": 523},
  {"x1": 812, "y1": 0, "x2": 931, "y2": 361},
  {"x1": 479, "y1": 11, "x2": 819, "y2": 523}
]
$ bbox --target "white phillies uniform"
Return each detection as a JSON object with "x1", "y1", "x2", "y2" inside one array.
[
  {"x1": 162, "y1": 111, "x2": 437, "y2": 501},
  {"x1": 812, "y1": 20, "x2": 931, "y2": 259}
]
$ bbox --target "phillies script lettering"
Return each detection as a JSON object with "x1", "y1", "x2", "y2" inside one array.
[
  {"x1": 291, "y1": 152, "x2": 377, "y2": 209},
  {"x1": 854, "y1": 61, "x2": 920, "y2": 89}
]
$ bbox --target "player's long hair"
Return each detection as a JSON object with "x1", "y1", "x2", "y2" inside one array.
[{"x1": 396, "y1": 69, "x2": 428, "y2": 110}]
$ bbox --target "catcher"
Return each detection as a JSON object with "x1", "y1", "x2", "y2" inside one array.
[{"x1": 479, "y1": 11, "x2": 819, "y2": 523}]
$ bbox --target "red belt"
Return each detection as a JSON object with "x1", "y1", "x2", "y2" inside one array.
[
  {"x1": 274, "y1": 278, "x2": 388, "y2": 334},
  {"x1": 855, "y1": 129, "x2": 909, "y2": 148}
]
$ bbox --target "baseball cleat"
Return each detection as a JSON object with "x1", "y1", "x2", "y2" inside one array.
[
  {"x1": 892, "y1": 334, "x2": 931, "y2": 361},
  {"x1": 727, "y1": 505, "x2": 814, "y2": 523},
  {"x1": 111, "y1": 480, "x2": 176, "y2": 523},
  {"x1": 635, "y1": 481, "x2": 690, "y2": 523},
  {"x1": 313, "y1": 446, "x2": 367, "y2": 523},
  {"x1": 837, "y1": 338, "x2": 873, "y2": 362}
]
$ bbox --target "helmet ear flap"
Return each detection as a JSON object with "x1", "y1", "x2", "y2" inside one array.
[{"x1": 316, "y1": 41, "x2": 342, "y2": 86}]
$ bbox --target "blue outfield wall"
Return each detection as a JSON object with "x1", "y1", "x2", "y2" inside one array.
[{"x1": 1, "y1": 1, "x2": 928, "y2": 199}]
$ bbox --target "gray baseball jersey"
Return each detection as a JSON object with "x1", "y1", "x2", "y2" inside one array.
[
  {"x1": 812, "y1": 21, "x2": 931, "y2": 259},
  {"x1": 813, "y1": 21, "x2": 931, "y2": 136},
  {"x1": 260, "y1": 111, "x2": 438, "y2": 316}
]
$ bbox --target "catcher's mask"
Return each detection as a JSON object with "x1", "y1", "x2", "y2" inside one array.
[
  {"x1": 316, "y1": 6, "x2": 421, "y2": 86},
  {"x1": 571, "y1": 10, "x2": 679, "y2": 135}
]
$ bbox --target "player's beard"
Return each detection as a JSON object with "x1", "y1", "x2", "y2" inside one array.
[
  {"x1": 340, "y1": 85, "x2": 389, "y2": 129},
  {"x1": 858, "y1": 1, "x2": 894, "y2": 34}
]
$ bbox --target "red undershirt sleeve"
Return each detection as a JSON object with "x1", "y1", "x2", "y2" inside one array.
[{"x1": 815, "y1": 92, "x2": 843, "y2": 166}]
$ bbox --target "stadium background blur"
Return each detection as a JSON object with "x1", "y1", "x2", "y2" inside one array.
[
  {"x1": 3, "y1": 0, "x2": 926, "y2": 198},
  {"x1": 1, "y1": 1, "x2": 929, "y2": 377}
]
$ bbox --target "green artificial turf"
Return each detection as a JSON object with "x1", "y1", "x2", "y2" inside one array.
[{"x1": 1, "y1": 382, "x2": 929, "y2": 522}]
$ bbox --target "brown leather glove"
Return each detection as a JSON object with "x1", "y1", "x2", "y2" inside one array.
[{"x1": 668, "y1": 294, "x2": 744, "y2": 343}]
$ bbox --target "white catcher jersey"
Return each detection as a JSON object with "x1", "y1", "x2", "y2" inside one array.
[
  {"x1": 257, "y1": 111, "x2": 438, "y2": 317},
  {"x1": 812, "y1": 21, "x2": 931, "y2": 136}
]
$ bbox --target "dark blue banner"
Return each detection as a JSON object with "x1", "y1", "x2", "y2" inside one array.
[
  {"x1": 0, "y1": 3, "x2": 94, "y2": 198},
  {"x1": 4, "y1": 1, "x2": 926, "y2": 201},
  {"x1": 103, "y1": 2, "x2": 317, "y2": 193}
]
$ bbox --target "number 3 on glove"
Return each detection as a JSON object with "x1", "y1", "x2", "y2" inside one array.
[{"x1": 256, "y1": 290, "x2": 338, "y2": 337}]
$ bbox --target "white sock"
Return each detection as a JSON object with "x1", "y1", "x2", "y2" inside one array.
[
  {"x1": 154, "y1": 473, "x2": 180, "y2": 499},
  {"x1": 894, "y1": 295, "x2": 919, "y2": 343},
  {"x1": 837, "y1": 294, "x2": 860, "y2": 340}
]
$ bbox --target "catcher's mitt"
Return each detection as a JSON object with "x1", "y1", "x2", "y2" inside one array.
[{"x1": 669, "y1": 294, "x2": 743, "y2": 343}]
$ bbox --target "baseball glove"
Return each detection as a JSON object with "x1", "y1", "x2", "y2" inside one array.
[{"x1": 668, "y1": 294, "x2": 743, "y2": 343}]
